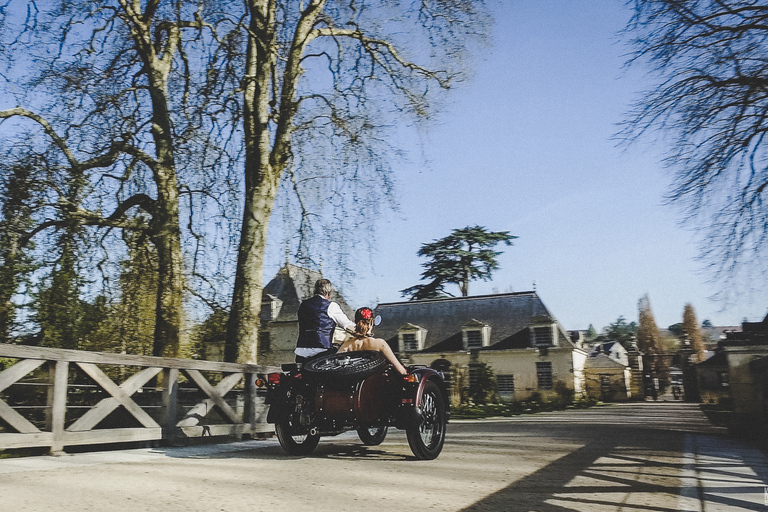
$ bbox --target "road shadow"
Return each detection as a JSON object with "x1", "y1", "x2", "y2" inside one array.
[
  {"x1": 457, "y1": 427, "x2": 767, "y2": 512},
  {"x1": 149, "y1": 437, "x2": 413, "y2": 462}
]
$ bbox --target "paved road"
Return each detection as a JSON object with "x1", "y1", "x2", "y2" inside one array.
[{"x1": 1, "y1": 403, "x2": 766, "y2": 511}]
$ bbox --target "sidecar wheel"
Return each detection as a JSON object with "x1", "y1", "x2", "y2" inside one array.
[
  {"x1": 303, "y1": 351, "x2": 388, "y2": 381},
  {"x1": 275, "y1": 418, "x2": 320, "y2": 456},
  {"x1": 406, "y1": 380, "x2": 446, "y2": 460},
  {"x1": 357, "y1": 425, "x2": 388, "y2": 446}
]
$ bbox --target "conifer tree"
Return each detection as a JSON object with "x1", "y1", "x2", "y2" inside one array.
[
  {"x1": 401, "y1": 226, "x2": 516, "y2": 300},
  {"x1": 603, "y1": 316, "x2": 638, "y2": 348},
  {"x1": 682, "y1": 303, "x2": 706, "y2": 363},
  {"x1": 637, "y1": 295, "x2": 669, "y2": 390},
  {"x1": 0, "y1": 163, "x2": 40, "y2": 343},
  {"x1": 34, "y1": 229, "x2": 85, "y2": 350},
  {"x1": 108, "y1": 232, "x2": 160, "y2": 356}
]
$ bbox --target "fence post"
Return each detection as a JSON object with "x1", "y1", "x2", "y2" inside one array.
[
  {"x1": 243, "y1": 372, "x2": 257, "y2": 434},
  {"x1": 48, "y1": 361, "x2": 69, "y2": 456},
  {"x1": 45, "y1": 361, "x2": 55, "y2": 432},
  {"x1": 161, "y1": 368, "x2": 179, "y2": 445}
]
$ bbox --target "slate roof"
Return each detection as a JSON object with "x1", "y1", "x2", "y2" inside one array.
[
  {"x1": 697, "y1": 350, "x2": 727, "y2": 368},
  {"x1": 261, "y1": 264, "x2": 354, "y2": 322},
  {"x1": 722, "y1": 311, "x2": 768, "y2": 346},
  {"x1": 585, "y1": 353, "x2": 626, "y2": 370},
  {"x1": 374, "y1": 292, "x2": 574, "y2": 353},
  {"x1": 588, "y1": 341, "x2": 629, "y2": 365}
]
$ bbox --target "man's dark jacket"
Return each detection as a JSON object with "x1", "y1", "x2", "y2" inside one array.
[{"x1": 296, "y1": 295, "x2": 335, "y2": 349}]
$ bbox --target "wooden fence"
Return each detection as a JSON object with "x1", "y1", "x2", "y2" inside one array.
[{"x1": 0, "y1": 343, "x2": 274, "y2": 454}]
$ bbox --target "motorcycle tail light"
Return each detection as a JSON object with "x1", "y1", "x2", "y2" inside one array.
[{"x1": 267, "y1": 372, "x2": 282, "y2": 385}]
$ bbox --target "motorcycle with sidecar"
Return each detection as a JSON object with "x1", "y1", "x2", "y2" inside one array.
[{"x1": 257, "y1": 350, "x2": 449, "y2": 460}]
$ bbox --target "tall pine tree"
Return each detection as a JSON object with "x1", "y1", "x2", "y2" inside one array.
[
  {"x1": 637, "y1": 295, "x2": 670, "y2": 390},
  {"x1": 682, "y1": 303, "x2": 706, "y2": 363},
  {"x1": 401, "y1": 226, "x2": 516, "y2": 300}
]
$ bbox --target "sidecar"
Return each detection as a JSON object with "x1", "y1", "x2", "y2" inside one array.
[{"x1": 258, "y1": 351, "x2": 449, "y2": 460}]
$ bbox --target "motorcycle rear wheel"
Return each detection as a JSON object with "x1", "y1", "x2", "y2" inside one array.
[{"x1": 275, "y1": 418, "x2": 320, "y2": 456}]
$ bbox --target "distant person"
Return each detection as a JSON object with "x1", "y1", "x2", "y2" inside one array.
[
  {"x1": 337, "y1": 307, "x2": 408, "y2": 376},
  {"x1": 295, "y1": 279, "x2": 355, "y2": 364}
]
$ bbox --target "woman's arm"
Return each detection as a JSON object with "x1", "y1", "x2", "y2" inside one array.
[{"x1": 368, "y1": 338, "x2": 407, "y2": 375}]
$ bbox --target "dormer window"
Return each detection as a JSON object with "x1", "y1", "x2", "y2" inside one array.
[
  {"x1": 402, "y1": 333, "x2": 418, "y2": 351},
  {"x1": 398, "y1": 323, "x2": 427, "y2": 353},
  {"x1": 528, "y1": 315, "x2": 557, "y2": 348},
  {"x1": 260, "y1": 294, "x2": 283, "y2": 322},
  {"x1": 462, "y1": 320, "x2": 491, "y2": 350},
  {"x1": 532, "y1": 326, "x2": 553, "y2": 347},
  {"x1": 466, "y1": 330, "x2": 482, "y2": 349}
]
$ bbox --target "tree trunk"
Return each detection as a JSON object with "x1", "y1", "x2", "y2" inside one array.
[
  {"x1": 225, "y1": 185, "x2": 276, "y2": 363},
  {"x1": 225, "y1": 0, "x2": 279, "y2": 363},
  {"x1": 146, "y1": 63, "x2": 183, "y2": 359}
]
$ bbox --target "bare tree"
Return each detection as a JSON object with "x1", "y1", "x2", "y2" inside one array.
[
  {"x1": 225, "y1": 0, "x2": 491, "y2": 362},
  {"x1": 0, "y1": 1, "x2": 232, "y2": 357},
  {"x1": 0, "y1": 0, "x2": 490, "y2": 363},
  {"x1": 622, "y1": 1, "x2": 768, "y2": 286}
]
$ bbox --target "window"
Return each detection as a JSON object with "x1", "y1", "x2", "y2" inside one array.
[
  {"x1": 462, "y1": 321, "x2": 490, "y2": 350},
  {"x1": 532, "y1": 326, "x2": 553, "y2": 347},
  {"x1": 260, "y1": 295, "x2": 282, "y2": 322},
  {"x1": 497, "y1": 374, "x2": 515, "y2": 396},
  {"x1": 468, "y1": 366, "x2": 479, "y2": 389},
  {"x1": 398, "y1": 324, "x2": 426, "y2": 352},
  {"x1": 402, "y1": 333, "x2": 418, "y2": 352},
  {"x1": 536, "y1": 362, "x2": 553, "y2": 390},
  {"x1": 258, "y1": 331, "x2": 271, "y2": 355},
  {"x1": 466, "y1": 330, "x2": 482, "y2": 349}
]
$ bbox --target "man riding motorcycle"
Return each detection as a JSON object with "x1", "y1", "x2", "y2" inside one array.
[{"x1": 294, "y1": 278, "x2": 355, "y2": 364}]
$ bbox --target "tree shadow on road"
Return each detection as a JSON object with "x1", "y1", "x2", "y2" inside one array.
[{"x1": 458, "y1": 429, "x2": 766, "y2": 512}]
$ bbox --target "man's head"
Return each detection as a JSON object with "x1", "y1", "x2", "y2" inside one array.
[{"x1": 314, "y1": 278, "x2": 333, "y2": 298}]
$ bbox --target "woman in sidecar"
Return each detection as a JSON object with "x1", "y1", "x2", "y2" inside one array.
[{"x1": 336, "y1": 307, "x2": 408, "y2": 376}]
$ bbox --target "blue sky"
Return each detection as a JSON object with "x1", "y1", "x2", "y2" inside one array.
[{"x1": 264, "y1": 0, "x2": 767, "y2": 331}]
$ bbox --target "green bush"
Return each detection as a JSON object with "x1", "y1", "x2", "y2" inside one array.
[
  {"x1": 451, "y1": 390, "x2": 595, "y2": 419},
  {"x1": 466, "y1": 363, "x2": 499, "y2": 405}
]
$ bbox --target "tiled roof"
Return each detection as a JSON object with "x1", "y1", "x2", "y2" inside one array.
[{"x1": 374, "y1": 292, "x2": 573, "y2": 353}]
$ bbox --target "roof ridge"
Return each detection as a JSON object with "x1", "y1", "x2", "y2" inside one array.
[{"x1": 377, "y1": 291, "x2": 537, "y2": 306}]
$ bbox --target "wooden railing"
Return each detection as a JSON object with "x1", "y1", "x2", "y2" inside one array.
[{"x1": 0, "y1": 343, "x2": 275, "y2": 454}]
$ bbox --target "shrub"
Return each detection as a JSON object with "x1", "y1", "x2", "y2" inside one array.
[{"x1": 466, "y1": 363, "x2": 498, "y2": 405}]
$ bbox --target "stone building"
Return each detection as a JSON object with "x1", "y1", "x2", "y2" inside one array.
[
  {"x1": 583, "y1": 341, "x2": 635, "y2": 401},
  {"x1": 698, "y1": 313, "x2": 768, "y2": 426},
  {"x1": 373, "y1": 292, "x2": 587, "y2": 405},
  {"x1": 258, "y1": 264, "x2": 354, "y2": 366}
]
